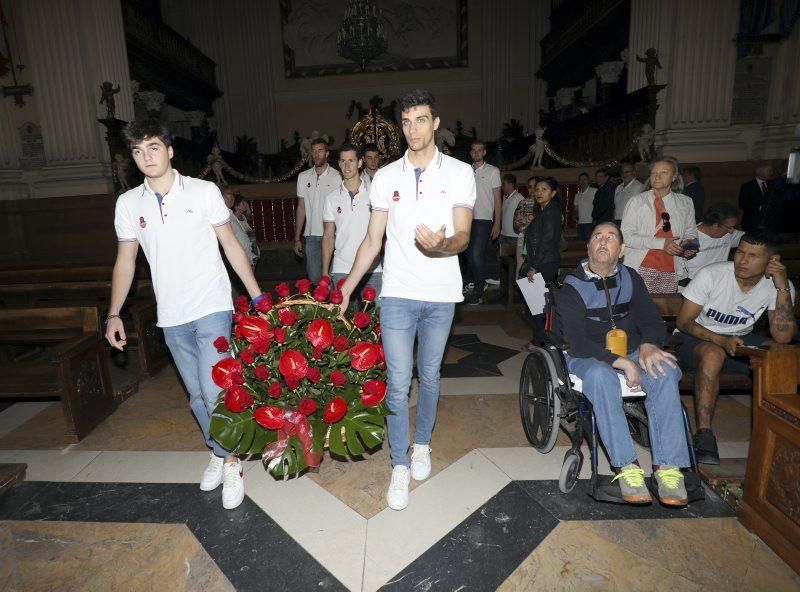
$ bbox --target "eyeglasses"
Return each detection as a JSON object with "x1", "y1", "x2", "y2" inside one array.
[{"x1": 661, "y1": 212, "x2": 671, "y2": 232}]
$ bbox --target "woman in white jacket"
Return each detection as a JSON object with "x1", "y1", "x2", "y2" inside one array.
[{"x1": 620, "y1": 157, "x2": 698, "y2": 293}]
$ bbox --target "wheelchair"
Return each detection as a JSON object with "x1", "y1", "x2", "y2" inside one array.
[{"x1": 518, "y1": 287, "x2": 705, "y2": 505}]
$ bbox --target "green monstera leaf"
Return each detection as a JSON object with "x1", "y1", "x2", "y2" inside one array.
[
  {"x1": 210, "y1": 404, "x2": 277, "y2": 454},
  {"x1": 327, "y1": 408, "x2": 386, "y2": 457},
  {"x1": 267, "y1": 436, "x2": 309, "y2": 478}
]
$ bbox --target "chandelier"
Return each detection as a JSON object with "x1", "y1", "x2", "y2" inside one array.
[{"x1": 336, "y1": 0, "x2": 388, "y2": 70}]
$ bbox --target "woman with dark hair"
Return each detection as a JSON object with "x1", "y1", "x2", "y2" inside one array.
[{"x1": 519, "y1": 176, "x2": 563, "y2": 350}]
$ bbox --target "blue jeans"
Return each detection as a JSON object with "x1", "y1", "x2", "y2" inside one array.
[
  {"x1": 380, "y1": 297, "x2": 455, "y2": 467},
  {"x1": 331, "y1": 272, "x2": 382, "y2": 311},
  {"x1": 304, "y1": 235, "x2": 323, "y2": 284},
  {"x1": 566, "y1": 349, "x2": 690, "y2": 468},
  {"x1": 162, "y1": 310, "x2": 233, "y2": 457},
  {"x1": 466, "y1": 219, "x2": 493, "y2": 297}
]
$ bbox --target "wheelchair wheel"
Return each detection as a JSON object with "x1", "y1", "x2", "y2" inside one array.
[
  {"x1": 559, "y1": 451, "x2": 582, "y2": 493},
  {"x1": 623, "y1": 401, "x2": 651, "y2": 448},
  {"x1": 519, "y1": 349, "x2": 561, "y2": 453}
]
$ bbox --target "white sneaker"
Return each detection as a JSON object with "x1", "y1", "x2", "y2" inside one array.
[
  {"x1": 221, "y1": 459, "x2": 245, "y2": 510},
  {"x1": 200, "y1": 453, "x2": 225, "y2": 491},
  {"x1": 410, "y1": 444, "x2": 432, "y2": 481},
  {"x1": 386, "y1": 465, "x2": 410, "y2": 510}
]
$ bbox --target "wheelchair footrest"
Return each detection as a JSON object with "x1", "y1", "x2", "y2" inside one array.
[{"x1": 590, "y1": 471, "x2": 706, "y2": 505}]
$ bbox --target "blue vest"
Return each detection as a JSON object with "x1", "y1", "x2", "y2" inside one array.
[{"x1": 562, "y1": 262, "x2": 633, "y2": 324}]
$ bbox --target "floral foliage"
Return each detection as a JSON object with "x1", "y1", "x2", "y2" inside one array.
[{"x1": 209, "y1": 276, "x2": 387, "y2": 477}]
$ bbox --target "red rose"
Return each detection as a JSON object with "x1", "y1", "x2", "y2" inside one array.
[
  {"x1": 252, "y1": 337, "x2": 271, "y2": 355},
  {"x1": 323, "y1": 397, "x2": 347, "y2": 424},
  {"x1": 213, "y1": 336, "x2": 230, "y2": 353},
  {"x1": 306, "y1": 319, "x2": 334, "y2": 349},
  {"x1": 330, "y1": 290, "x2": 343, "y2": 305},
  {"x1": 330, "y1": 369, "x2": 346, "y2": 387},
  {"x1": 239, "y1": 316, "x2": 273, "y2": 343},
  {"x1": 232, "y1": 371, "x2": 245, "y2": 385},
  {"x1": 318, "y1": 275, "x2": 332, "y2": 288},
  {"x1": 313, "y1": 285, "x2": 329, "y2": 302},
  {"x1": 353, "y1": 311, "x2": 371, "y2": 330},
  {"x1": 298, "y1": 397, "x2": 318, "y2": 416},
  {"x1": 233, "y1": 324, "x2": 242, "y2": 338},
  {"x1": 239, "y1": 347, "x2": 256, "y2": 365},
  {"x1": 224, "y1": 386, "x2": 254, "y2": 413},
  {"x1": 233, "y1": 311, "x2": 244, "y2": 324},
  {"x1": 254, "y1": 293, "x2": 273, "y2": 313},
  {"x1": 336, "y1": 277, "x2": 347, "y2": 290},
  {"x1": 211, "y1": 358, "x2": 243, "y2": 389},
  {"x1": 350, "y1": 342, "x2": 379, "y2": 371},
  {"x1": 274, "y1": 327, "x2": 287, "y2": 344},
  {"x1": 362, "y1": 286, "x2": 377, "y2": 302},
  {"x1": 267, "y1": 381, "x2": 283, "y2": 398},
  {"x1": 286, "y1": 376, "x2": 301, "y2": 390},
  {"x1": 333, "y1": 335, "x2": 350, "y2": 352},
  {"x1": 312, "y1": 346, "x2": 324, "y2": 360},
  {"x1": 278, "y1": 309, "x2": 298, "y2": 326},
  {"x1": 305, "y1": 366, "x2": 321, "y2": 383},
  {"x1": 253, "y1": 365, "x2": 271, "y2": 381},
  {"x1": 253, "y1": 405, "x2": 286, "y2": 430},
  {"x1": 361, "y1": 379, "x2": 387, "y2": 407},
  {"x1": 235, "y1": 295, "x2": 250, "y2": 313},
  {"x1": 275, "y1": 282, "x2": 291, "y2": 298},
  {"x1": 295, "y1": 278, "x2": 312, "y2": 293},
  {"x1": 278, "y1": 349, "x2": 308, "y2": 381}
]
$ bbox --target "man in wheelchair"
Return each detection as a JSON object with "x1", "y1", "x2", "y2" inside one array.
[{"x1": 555, "y1": 222, "x2": 690, "y2": 506}]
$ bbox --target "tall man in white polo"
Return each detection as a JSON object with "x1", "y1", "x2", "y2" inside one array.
[
  {"x1": 106, "y1": 119, "x2": 262, "y2": 510},
  {"x1": 339, "y1": 89, "x2": 476, "y2": 511},
  {"x1": 294, "y1": 138, "x2": 342, "y2": 283},
  {"x1": 322, "y1": 143, "x2": 382, "y2": 298}
]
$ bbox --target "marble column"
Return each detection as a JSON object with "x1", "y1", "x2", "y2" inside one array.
[{"x1": 480, "y1": 1, "x2": 513, "y2": 139}]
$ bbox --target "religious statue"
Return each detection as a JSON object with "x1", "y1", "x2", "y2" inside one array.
[
  {"x1": 99, "y1": 81, "x2": 121, "y2": 119},
  {"x1": 637, "y1": 123, "x2": 655, "y2": 162},
  {"x1": 434, "y1": 128, "x2": 455, "y2": 154},
  {"x1": 530, "y1": 127, "x2": 548, "y2": 170},
  {"x1": 112, "y1": 153, "x2": 130, "y2": 192},
  {"x1": 636, "y1": 48, "x2": 662, "y2": 87},
  {"x1": 300, "y1": 130, "x2": 330, "y2": 167},
  {"x1": 207, "y1": 145, "x2": 227, "y2": 186}
]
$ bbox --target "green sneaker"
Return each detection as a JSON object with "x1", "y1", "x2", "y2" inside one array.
[
  {"x1": 611, "y1": 463, "x2": 651, "y2": 504},
  {"x1": 654, "y1": 466, "x2": 688, "y2": 506}
]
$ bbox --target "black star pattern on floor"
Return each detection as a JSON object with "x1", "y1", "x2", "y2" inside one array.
[{"x1": 438, "y1": 333, "x2": 520, "y2": 378}]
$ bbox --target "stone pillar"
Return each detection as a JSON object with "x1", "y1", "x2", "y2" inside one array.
[{"x1": 480, "y1": 1, "x2": 513, "y2": 138}]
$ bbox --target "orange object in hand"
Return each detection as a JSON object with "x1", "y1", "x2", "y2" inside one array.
[{"x1": 606, "y1": 329, "x2": 628, "y2": 358}]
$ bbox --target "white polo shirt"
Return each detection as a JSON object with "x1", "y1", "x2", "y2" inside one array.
[
  {"x1": 473, "y1": 162, "x2": 501, "y2": 221},
  {"x1": 297, "y1": 164, "x2": 342, "y2": 237},
  {"x1": 322, "y1": 179, "x2": 382, "y2": 274},
  {"x1": 114, "y1": 170, "x2": 232, "y2": 327},
  {"x1": 370, "y1": 148, "x2": 476, "y2": 302},
  {"x1": 575, "y1": 186, "x2": 597, "y2": 224},
  {"x1": 614, "y1": 178, "x2": 644, "y2": 220}
]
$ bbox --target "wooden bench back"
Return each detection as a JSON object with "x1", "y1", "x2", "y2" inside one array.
[{"x1": 0, "y1": 306, "x2": 100, "y2": 334}]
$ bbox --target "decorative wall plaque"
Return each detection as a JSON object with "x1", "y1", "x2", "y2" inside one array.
[
  {"x1": 19, "y1": 122, "x2": 46, "y2": 169},
  {"x1": 731, "y1": 56, "x2": 771, "y2": 125}
]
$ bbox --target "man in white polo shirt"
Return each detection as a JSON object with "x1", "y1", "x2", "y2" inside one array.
[
  {"x1": 574, "y1": 171, "x2": 596, "y2": 241},
  {"x1": 322, "y1": 143, "x2": 382, "y2": 300},
  {"x1": 293, "y1": 138, "x2": 342, "y2": 283},
  {"x1": 464, "y1": 139, "x2": 501, "y2": 305},
  {"x1": 613, "y1": 162, "x2": 644, "y2": 226},
  {"x1": 106, "y1": 119, "x2": 262, "y2": 510},
  {"x1": 339, "y1": 89, "x2": 476, "y2": 511}
]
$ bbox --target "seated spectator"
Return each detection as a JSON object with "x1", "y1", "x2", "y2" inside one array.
[
  {"x1": 557, "y1": 222, "x2": 690, "y2": 506},
  {"x1": 621, "y1": 157, "x2": 698, "y2": 293},
  {"x1": 675, "y1": 231, "x2": 796, "y2": 464},
  {"x1": 574, "y1": 172, "x2": 596, "y2": 242},
  {"x1": 681, "y1": 166, "x2": 706, "y2": 223},
  {"x1": 684, "y1": 202, "x2": 744, "y2": 282}
]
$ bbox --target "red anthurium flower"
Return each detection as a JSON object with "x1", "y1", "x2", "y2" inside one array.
[
  {"x1": 306, "y1": 319, "x2": 334, "y2": 349},
  {"x1": 239, "y1": 347, "x2": 256, "y2": 365},
  {"x1": 235, "y1": 295, "x2": 250, "y2": 313},
  {"x1": 278, "y1": 349, "x2": 309, "y2": 381},
  {"x1": 275, "y1": 282, "x2": 291, "y2": 298},
  {"x1": 361, "y1": 379, "x2": 387, "y2": 407},
  {"x1": 329, "y1": 290, "x2": 343, "y2": 304},
  {"x1": 350, "y1": 342, "x2": 379, "y2": 371},
  {"x1": 254, "y1": 293, "x2": 273, "y2": 313},
  {"x1": 224, "y1": 386, "x2": 254, "y2": 413},
  {"x1": 376, "y1": 343, "x2": 385, "y2": 362},
  {"x1": 295, "y1": 278, "x2": 312, "y2": 293},
  {"x1": 362, "y1": 286, "x2": 377, "y2": 302},
  {"x1": 298, "y1": 397, "x2": 318, "y2": 416},
  {"x1": 313, "y1": 285, "x2": 329, "y2": 302},
  {"x1": 213, "y1": 336, "x2": 230, "y2": 353},
  {"x1": 323, "y1": 397, "x2": 348, "y2": 424},
  {"x1": 253, "y1": 405, "x2": 286, "y2": 430},
  {"x1": 253, "y1": 365, "x2": 271, "y2": 381},
  {"x1": 211, "y1": 358, "x2": 243, "y2": 389},
  {"x1": 267, "y1": 381, "x2": 283, "y2": 398},
  {"x1": 318, "y1": 275, "x2": 332, "y2": 288},
  {"x1": 278, "y1": 309, "x2": 299, "y2": 326},
  {"x1": 305, "y1": 366, "x2": 321, "y2": 383},
  {"x1": 239, "y1": 315, "x2": 273, "y2": 343},
  {"x1": 333, "y1": 335, "x2": 349, "y2": 352},
  {"x1": 330, "y1": 369, "x2": 346, "y2": 387},
  {"x1": 274, "y1": 327, "x2": 287, "y2": 344},
  {"x1": 353, "y1": 311, "x2": 371, "y2": 330}
]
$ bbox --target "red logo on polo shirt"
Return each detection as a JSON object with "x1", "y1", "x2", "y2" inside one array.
[
  {"x1": 392, "y1": 190, "x2": 400, "y2": 202},
  {"x1": 139, "y1": 216, "x2": 146, "y2": 228}
]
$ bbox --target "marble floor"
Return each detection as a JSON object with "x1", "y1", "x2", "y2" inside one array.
[{"x1": 0, "y1": 305, "x2": 798, "y2": 591}]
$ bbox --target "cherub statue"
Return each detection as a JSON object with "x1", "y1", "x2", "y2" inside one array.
[
  {"x1": 207, "y1": 145, "x2": 226, "y2": 185},
  {"x1": 637, "y1": 123, "x2": 655, "y2": 162},
  {"x1": 99, "y1": 81, "x2": 121, "y2": 119},
  {"x1": 529, "y1": 127, "x2": 548, "y2": 170},
  {"x1": 112, "y1": 153, "x2": 130, "y2": 191},
  {"x1": 299, "y1": 130, "x2": 330, "y2": 166},
  {"x1": 636, "y1": 48, "x2": 662, "y2": 87},
  {"x1": 435, "y1": 128, "x2": 455, "y2": 153}
]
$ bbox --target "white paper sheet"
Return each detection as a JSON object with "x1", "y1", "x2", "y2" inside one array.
[{"x1": 516, "y1": 273, "x2": 548, "y2": 315}]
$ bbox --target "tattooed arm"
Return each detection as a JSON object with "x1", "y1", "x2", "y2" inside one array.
[{"x1": 766, "y1": 258, "x2": 796, "y2": 343}]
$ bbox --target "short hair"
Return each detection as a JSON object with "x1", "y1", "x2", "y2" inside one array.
[
  {"x1": 596, "y1": 167, "x2": 609, "y2": 176},
  {"x1": 740, "y1": 230, "x2": 782, "y2": 254},
  {"x1": 471, "y1": 139, "x2": 487, "y2": 149},
  {"x1": 646, "y1": 156, "x2": 684, "y2": 193},
  {"x1": 362, "y1": 142, "x2": 379, "y2": 154},
  {"x1": 684, "y1": 165, "x2": 702, "y2": 181},
  {"x1": 310, "y1": 137, "x2": 328, "y2": 149},
  {"x1": 502, "y1": 173, "x2": 517, "y2": 185},
  {"x1": 338, "y1": 143, "x2": 360, "y2": 158},
  {"x1": 578, "y1": 172, "x2": 590, "y2": 180},
  {"x1": 590, "y1": 221, "x2": 624, "y2": 244},
  {"x1": 397, "y1": 88, "x2": 438, "y2": 119},
  {"x1": 123, "y1": 119, "x2": 172, "y2": 149},
  {"x1": 701, "y1": 201, "x2": 739, "y2": 225}
]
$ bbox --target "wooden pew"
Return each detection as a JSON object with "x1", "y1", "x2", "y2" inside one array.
[{"x1": 0, "y1": 306, "x2": 117, "y2": 442}]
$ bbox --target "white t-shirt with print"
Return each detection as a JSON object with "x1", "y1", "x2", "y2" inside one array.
[
  {"x1": 682, "y1": 261, "x2": 796, "y2": 336},
  {"x1": 473, "y1": 162, "x2": 501, "y2": 221},
  {"x1": 685, "y1": 226, "x2": 745, "y2": 279},
  {"x1": 322, "y1": 180, "x2": 382, "y2": 274}
]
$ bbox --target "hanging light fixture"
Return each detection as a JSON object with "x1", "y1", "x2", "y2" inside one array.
[{"x1": 337, "y1": 0, "x2": 388, "y2": 71}]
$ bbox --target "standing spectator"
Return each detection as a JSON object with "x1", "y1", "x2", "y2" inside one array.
[
  {"x1": 761, "y1": 173, "x2": 800, "y2": 233},
  {"x1": 499, "y1": 173, "x2": 523, "y2": 256},
  {"x1": 361, "y1": 142, "x2": 381, "y2": 184},
  {"x1": 591, "y1": 167, "x2": 615, "y2": 225},
  {"x1": 513, "y1": 180, "x2": 537, "y2": 277},
  {"x1": 575, "y1": 172, "x2": 597, "y2": 241},
  {"x1": 465, "y1": 140, "x2": 502, "y2": 305},
  {"x1": 222, "y1": 188, "x2": 252, "y2": 260},
  {"x1": 233, "y1": 195, "x2": 260, "y2": 268},
  {"x1": 738, "y1": 164, "x2": 773, "y2": 232},
  {"x1": 519, "y1": 177, "x2": 562, "y2": 350},
  {"x1": 293, "y1": 138, "x2": 342, "y2": 283},
  {"x1": 621, "y1": 157, "x2": 698, "y2": 293},
  {"x1": 682, "y1": 166, "x2": 706, "y2": 223},
  {"x1": 684, "y1": 202, "x2": 744, "y2": 281},
  {"x1": 613, "y1": 163, "x2": 644, "y2": 226}
]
